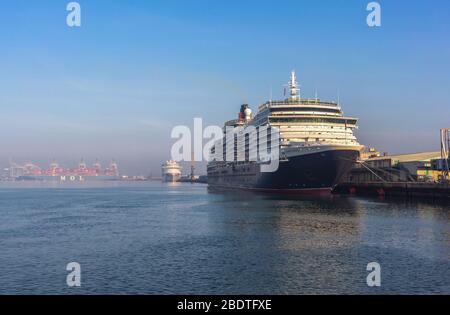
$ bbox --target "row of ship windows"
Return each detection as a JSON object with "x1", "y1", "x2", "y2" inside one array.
[
  {"x1": 269, "y1": 107, "x2": 341, "y2": 113},
  {"x1": 280, "y1": 130, "x2": 356, "y2": 134},
  {"x1": 255, "y1": 106, "x2": 342, "y2": 117},
  {"x1": 213, "y1": 128, "x2": 356, "y2": 151},
  {"x1": 221, "y1": 131, "x2": 356, "y2": 145},
  {"x1": 251, "y1": 117, "x2": 356, "y2": 125},
  {"x1": 280, "y1": 125, "x2": 351, "y2": 129},
  {"x1": 269, "y1": 117, "x2": 357, "y2": 124},
  {"x1": 280, "y1": 136, "x2": 357, "y2": 141},
  {"x1": 222, "y1": 135, "x2": 356, "y2": 147},
  {"x1": 212, "y1": 135, "x2": 356, "y2": 153},
  {"x1": 211, "y1": 140, "x2": 358, "y2": 160}
]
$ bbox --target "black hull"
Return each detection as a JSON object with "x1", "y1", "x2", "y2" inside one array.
[{"x1": 207, "y1": 149, "x2": 359, "y2": 194}]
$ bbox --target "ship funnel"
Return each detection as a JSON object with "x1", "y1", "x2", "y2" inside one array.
[{"x1": 239, "y1": 104, "x2": 252, "y2": 122}]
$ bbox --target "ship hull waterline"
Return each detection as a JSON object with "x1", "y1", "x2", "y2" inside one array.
[
  {"x1": 207, "y1": 149, "x2": 360, "y2": 195},
  {"x1": 162, "y1": 173, "x2": 182, "y2": 183}
]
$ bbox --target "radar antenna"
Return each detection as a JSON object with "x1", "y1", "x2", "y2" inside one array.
[{"x1": 287, "y1": 70, "x2": 300, "y2": 101}]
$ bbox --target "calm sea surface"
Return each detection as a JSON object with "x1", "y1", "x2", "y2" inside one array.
[{"x1": 0, "y1": 181, "x2": 449, "y2": 294}]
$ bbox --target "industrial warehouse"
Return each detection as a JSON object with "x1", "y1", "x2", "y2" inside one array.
[{"x1": 335, "y1": 129, "x2": 450, "y2": 198}]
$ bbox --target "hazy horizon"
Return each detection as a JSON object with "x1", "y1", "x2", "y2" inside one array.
[{"x1": 1, "y1": 0, "x2": 449, "y2": 175}]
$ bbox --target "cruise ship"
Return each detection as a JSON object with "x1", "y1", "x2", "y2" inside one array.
[
  {"x1": 161, "y1": 160, "x2": 182, "y2": 182},
  {"x1": 207, "y1": 71, "x2": 363, "y2": 194}
]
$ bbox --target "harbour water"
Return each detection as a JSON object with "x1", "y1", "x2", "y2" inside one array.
[{"x1": 0, "y1": 181, "x2": 449, "y2": 294}]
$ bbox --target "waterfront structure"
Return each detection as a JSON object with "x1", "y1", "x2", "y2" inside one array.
[
  {"x1": 207, "y1": 71, "x2": 363, "y2": 193},
  {"x1": 335, "y1": 146, "x2": 450, "y2": 198},
  {"x1": 360, "y1": 147, "x2": 382, "y2": 160},
  {"x1": 343, "y1": 151, "x2": 444, "y2": 183},
  {"x1": 161, "y1": 160, "x2": 182, "y2": 182}
]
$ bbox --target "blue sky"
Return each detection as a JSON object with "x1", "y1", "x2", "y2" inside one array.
[{"x1": 0, "y1": 0, "x2": 449, "y2": 175}]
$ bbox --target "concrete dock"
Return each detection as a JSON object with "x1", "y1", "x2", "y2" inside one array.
[{"x1": 334, "y1": 182, "x2": 450, "y2": 199}]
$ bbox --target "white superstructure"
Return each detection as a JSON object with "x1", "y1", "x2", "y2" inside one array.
[
  {"x1": 207, "y1": 71, "x2": 363, "y2": 192},
  {"x1": 210, "y1": 71, "x2": 362, "y2": 163},
  {"x1": 250, "y1": 71, "x2": 362, "y2": 162},
  {"x1": 162, "y1": 160, "x2": 182, "y2": 182}
]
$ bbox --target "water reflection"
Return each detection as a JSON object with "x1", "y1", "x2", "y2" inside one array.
[
  {"x1": 206, "y1": 188, "x2": 450, "y2": 294},
  {"x1": 0, "y1": 182, "x2": 448, "y2": 294},
  {"x1": 208, "y1": 189, "x2": 365, "y2": 247}
]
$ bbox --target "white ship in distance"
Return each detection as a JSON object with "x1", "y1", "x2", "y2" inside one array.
[{"x1": 162, "y1": 160, "x2": 182, "y2": 182}]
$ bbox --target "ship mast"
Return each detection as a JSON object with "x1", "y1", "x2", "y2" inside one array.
[{"x1": 288, "y1": 70, "x2": 301, "y2": 101}]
